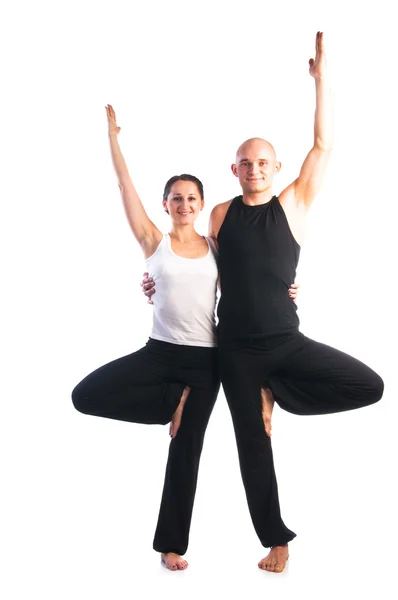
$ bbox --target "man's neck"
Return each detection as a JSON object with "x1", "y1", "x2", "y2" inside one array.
[{"x1": 241, "y1": 189, "x2": 274, "y2": 206}]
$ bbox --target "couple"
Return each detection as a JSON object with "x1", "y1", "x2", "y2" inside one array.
[{"x1": 72, "y1": 33, "x2": 383, "y2": 573}]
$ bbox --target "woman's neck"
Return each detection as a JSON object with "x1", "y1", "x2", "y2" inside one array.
[{"x1": 169, "y1": 225, "x2": 201, "y2": 243}]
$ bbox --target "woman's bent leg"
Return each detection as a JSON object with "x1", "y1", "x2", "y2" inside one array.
[{"x1": 71, "y1": 340, "x2": 185, "y2": 425}]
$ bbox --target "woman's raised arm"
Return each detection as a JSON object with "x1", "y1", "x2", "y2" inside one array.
[{"x1": 106, "y1": 105, "x2": 162, "y2": 255}]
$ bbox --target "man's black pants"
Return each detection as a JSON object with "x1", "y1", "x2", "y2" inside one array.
[{"x1": 219, "y1": 331, "x2": 384, "y2": 548}]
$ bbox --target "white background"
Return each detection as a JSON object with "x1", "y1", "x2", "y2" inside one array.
[{"x1": 1, "y1": 1, "x2": 397, "y2": 598}]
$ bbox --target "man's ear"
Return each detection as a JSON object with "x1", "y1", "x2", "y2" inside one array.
[
  {"x1": 231, "y1": 163, "x2": 238, "y2": 177},
  {"x1": 275, "y1": 161, "x2": 282, "y2": 174}
]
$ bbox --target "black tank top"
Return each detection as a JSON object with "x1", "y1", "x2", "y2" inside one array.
[{"x1": 217, "y1": 195, "x2": 300, "y2": 340}]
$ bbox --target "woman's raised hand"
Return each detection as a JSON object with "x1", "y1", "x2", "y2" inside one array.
[{"x1": 106, "y1": 104, "x2": 121, "y2": 137}]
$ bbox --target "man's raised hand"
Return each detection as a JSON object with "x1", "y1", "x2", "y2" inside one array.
[{"x1": 309, "y1": 31, "x2": 326, "y2": 79}]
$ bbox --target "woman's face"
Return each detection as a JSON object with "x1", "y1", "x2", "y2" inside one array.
[{"x1": 163, "y1": 180, "x2": 204, "y2": 225}]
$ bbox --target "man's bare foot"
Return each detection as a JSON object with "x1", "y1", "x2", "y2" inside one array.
[
  {"x1": 161, "y1": 552, "x2": 189, "y2": 570},
  {"x1": 261, "y1": 386, "x2": 275, "y2": 437},
  {"x1": 258, "y1": 545, "x2": 289, "y2": 573},
  {"x1": 169, "y1": 386, "x2": 190, "y2": 438}
]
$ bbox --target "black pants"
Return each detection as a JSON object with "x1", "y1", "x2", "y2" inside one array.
[
  {"x1": 72, "y1": 338, "x2": 220, "y2": 555},
  {"x1": 219, "y1": 331, "x2": 384, "y2": 548}
]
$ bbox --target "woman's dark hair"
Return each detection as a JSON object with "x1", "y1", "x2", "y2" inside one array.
[{"x1": 163, "y1": 174, "x2": 204, "y2": 201}]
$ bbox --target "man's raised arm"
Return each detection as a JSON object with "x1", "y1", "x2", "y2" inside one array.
[{"x1": 281, "y1": 31, "x2": 333, "y2": 213}]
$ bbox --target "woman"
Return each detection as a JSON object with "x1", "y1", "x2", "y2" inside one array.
[{"x1": 72, "y1": 105, "x2": 298, "y2": 570}]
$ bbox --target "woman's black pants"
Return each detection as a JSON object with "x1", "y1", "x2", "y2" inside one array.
[{"x1": 72, "y1": 338, "x2": 220, "y2": 555}]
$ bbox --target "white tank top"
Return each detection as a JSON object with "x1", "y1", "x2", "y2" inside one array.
[{"x1": 145, "y1": 234, "x2": 218, "y2": 347}]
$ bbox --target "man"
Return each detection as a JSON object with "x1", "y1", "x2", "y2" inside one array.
[
  {"x1": 207, "y1": 31, "x2": 383, "y2": 572},
  {"x1": 143, "y1": 32, "x2": 383, "y2": 572}
]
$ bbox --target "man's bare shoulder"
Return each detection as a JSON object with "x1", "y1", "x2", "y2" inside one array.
[
  {"x1": 210, "y1": 199, "x2": 233, "y2": 217},
  {"x1": 208, "y1": 199, "x2": 233, "y2": 238}
]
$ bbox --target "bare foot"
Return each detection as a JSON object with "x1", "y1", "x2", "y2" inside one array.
[
  {"x1": 261, "y1": 386, "x2": 275, "y2": 437},
  {"x1": 258, "y1": 545, "x2": 289, "y2": 573},
  {"x1": 169, "y1": 386, "x2": 190, "y2": 438},
  {"x1": 161, "y1": 552, "x2": 189, "y2": 570}
]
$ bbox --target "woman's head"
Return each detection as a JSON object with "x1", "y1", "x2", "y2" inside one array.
[{"x1": 162, "y1": 174, "x2": 204, "y2": 225}]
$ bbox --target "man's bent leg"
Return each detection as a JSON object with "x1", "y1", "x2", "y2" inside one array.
[{"x1": 269, "y1": 334, "x2": 384, "y2": 416}]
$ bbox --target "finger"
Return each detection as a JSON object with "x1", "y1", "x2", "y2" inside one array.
[{"x1": 318, "y1": 31, "x2": 324, "y2": 53}]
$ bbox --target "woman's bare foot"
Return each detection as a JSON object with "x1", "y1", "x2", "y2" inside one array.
[
  {"x1": 169, "y1": 386, "x2": 190, "y2": 438},
  {"x1": 261, "y1": 386, "x2": 275, "y2": 437},
  {"x1": 161, "y1": 552, "x2": 189, "y2": 570},
  {"x1": 258, "y1": 544, "x2": 289, "y2": 573}
]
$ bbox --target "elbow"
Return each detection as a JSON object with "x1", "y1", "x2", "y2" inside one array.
[{"x1": 314, "y1": 138, "x2": 333, "y2": 152}]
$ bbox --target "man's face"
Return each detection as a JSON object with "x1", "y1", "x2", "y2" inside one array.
[{"x1": 232, "y1": 139, "x2": 280, "y2": 194}]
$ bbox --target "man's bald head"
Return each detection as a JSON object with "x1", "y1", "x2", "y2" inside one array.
[
  {"x1": 232, "y1": 138, "x2": 281, "y2": 198},
  {"x1": 235, "y1": 138, "x2": 276, "y2": 164}
]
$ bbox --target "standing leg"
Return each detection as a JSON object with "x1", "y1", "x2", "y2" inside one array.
[
  {"x1": 219, "y1": 346, "x2": 296, "y2": 552},
  {"x1": 71, "y1": 340, "x2": 185, "y2": 425},
  {"x1": 153, "y1": 349, "x2": 220, "y2": 566}
]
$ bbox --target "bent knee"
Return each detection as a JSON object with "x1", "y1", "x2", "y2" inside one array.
[
  {"x1": 360, "y1": 372, "x2": 384, "y2": 408},
  {"x1": 71, "y1": 385, "x2": 91, "y2": 415},
  {"x1": 370, "y1": 373, "x2": 384, "y2": 403}
]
